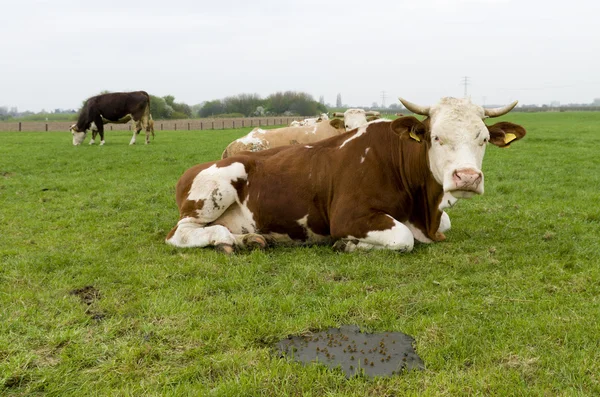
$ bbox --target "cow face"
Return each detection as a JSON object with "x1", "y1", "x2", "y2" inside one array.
[
  {"x1": 395, "y1": 97, "x2": 525, "y2": 199},
  {"x1": 70, "y1": 124, "x2": 87, "y2": 146},
  {"x1": 343, "y1": 109, "x2": 368, "y2": 131}
]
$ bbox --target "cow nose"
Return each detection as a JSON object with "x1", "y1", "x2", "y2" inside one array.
[{"x1": 452, "y1": 168, "x2": 482, "y2": 190}]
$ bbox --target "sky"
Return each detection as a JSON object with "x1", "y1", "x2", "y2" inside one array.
[{"x1": 1, "y1": 0, "x2": 599, "y2": 112}]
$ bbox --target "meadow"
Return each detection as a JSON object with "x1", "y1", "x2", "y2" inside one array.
[{"x1": 1, "y1": 112, "x2": 599, "y2": 396}]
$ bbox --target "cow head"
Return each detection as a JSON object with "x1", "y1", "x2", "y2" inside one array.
[
  {"x1": 392, "y1": 97, "x2": 526, "y2": 198},
  {"x1": 343, "y1": 109, "x2": 368, "y2": 131},
  {"x1": 70, "y1": 124, "x2": 87, "y2": 146}
]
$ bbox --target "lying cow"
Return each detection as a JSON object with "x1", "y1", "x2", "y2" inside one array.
[
  {"x1": 166, "y1": 97, "x2": 525, "y2": 254},
  {"x1": 333, "y1": 109, "x2": 381, "y2": 130},
  {"x1": 70, "y1": 91, "x2": 153, "y2": 146},
  {"x1": 221, "y1": 119, "x2": 345, "y2": 159}
]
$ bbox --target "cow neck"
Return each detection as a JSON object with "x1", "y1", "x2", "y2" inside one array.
[{"x1": 390, "y1": 125, "x2": 445, "y2": 241}]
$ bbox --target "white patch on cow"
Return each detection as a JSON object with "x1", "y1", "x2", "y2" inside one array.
[
  {"x1": 438, "y1": 211, "x2": 451, "y2": 233},
  {"x1": 71, "y1": 130, "x2": 87, "y2": 146},
  {"x1": 403, "y1": 222, "x2": 433, "y2": 244},
  {"x1": 255, "y1": 128, "x2": 267, "y2": 134},
  {"x1": 297, "y1": 215, "x2": 330, "y2": 244},
  {"x1": 310, "y1": 126, "x2": 317, "y2": 134},
  {"x1": 238, "y1": 134, "x2": 264, "y2": 146},
  {"x1": 100, "y1": 140, "x2": 105, "y2": 145},
  {"x1": 438, "y1": 192, "x2": 458, "y2": 210},
  {"x1": 187, "y1": 162, "x2": 247, "y2": 224},
  {"x1": 339, "y1": 123, "x2": 369, "y2": 148},
  {"x1": 166, "y1": 220, "x2": 235, "y2": 248},
  {"x1": 89, "y1": 138, "x2": 95, "y2": 145},
  {"x1": 90, "y1": 121, "x2": 98, "y2": 131},
  {"x1": 343, "y1": 109, "x2": 368, "y2": 131},
  {"x1": 305, "y1": 145, "x2": 313, "y2": 149},
  {"x1": 360, "y1": 147, "x2": 370, "y2": 163},
  {"x1": 344, "y1": 215, "x2": 414, "y2": 252},
  {"x1": 215, "y1": 198, "x2": 256, "y2": 235},
  {"x1": 129, "y1": 136, "x2": 136, "y2": 145}
]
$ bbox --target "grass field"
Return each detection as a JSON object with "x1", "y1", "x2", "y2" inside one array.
[{"x1": 1, "y1": 112, "x2": 599, "y2": 396}]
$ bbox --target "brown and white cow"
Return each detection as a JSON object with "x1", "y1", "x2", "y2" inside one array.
[
  {"x1": 70, "y1": 91, "x2": 153, "y2": 146},
  {"x1": 221, "y1": 119, "x2": 345, "y2": 159},
  {"x1": 166, "y1": 97, "x2": 526, "y2": 253}
]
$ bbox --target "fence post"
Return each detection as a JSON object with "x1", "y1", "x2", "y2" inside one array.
[
  {"x1": 188, "y1": 123, "x2": 190, "y2": 130},
  {"x1": 242, "y1": 120, "x2": 245, "y2": 127},
  {"x1": 222, "y1": 121, "x2": 225, "y2": 129},
  {"x1": 161, "y1": 123, "x2": 163, "y2": 130},
  {"x1": 174, "y1": 123, "x2": 177, "y2": 131},
  {"x1": 110, "y1": 126, "x2": 113, "y2": 131},
  {"x1": 45, "y1": 123, "x2": 48, "y2": 132},
  {"x1": 212, "y1": 121, "x2": 214, "y2": 129},
  {"x1": 19, "y1": 122, "x2": 21, "y2": 132},
  {"x1": 201, "y1": 122, "x2": 203, "y2": 130},
  {"x1": 259, "y1": 119, "x2": 261, "y2": 126},
  {"x1": 233, "y1": 121, "x2": 235, "y2": 128}
]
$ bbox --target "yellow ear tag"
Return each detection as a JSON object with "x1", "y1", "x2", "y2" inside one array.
[
  {"x1": 409, "y1": 131, "x2": 421, "y2": 142},
  {"x1": 503, "y1": 133, "x2": 517, "y2": 145}
]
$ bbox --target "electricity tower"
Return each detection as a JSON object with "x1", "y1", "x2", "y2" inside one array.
[{"x1": 462, "y1": 76, "x2": 470, "y2": 98}]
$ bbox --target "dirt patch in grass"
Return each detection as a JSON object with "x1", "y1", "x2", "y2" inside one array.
[
  {"x1": 70, "y1": 285, "x2": 100, "y2": 305},
  {"x1": 70, "y1": 286, "x2": 105, "y2": 321}
]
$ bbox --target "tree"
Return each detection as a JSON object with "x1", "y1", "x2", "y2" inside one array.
[
  {"x1": 336, "y1": 93, "x2": 342, "y2": 108},
  {"x1": 198, "y1": 100, "x2": 225, "y2": 117}
]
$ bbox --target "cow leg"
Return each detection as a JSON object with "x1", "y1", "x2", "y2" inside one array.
[
  {"x1": 89, "y1": 130, "x2": 97, "y2": 145},
  {"x1": 166, "y1": 163, "x2": 250, "y2": 252},
  {"x1": 332, "y1": 213, "x2": 414, "y2": 252},
  {"x1": 94, "y1": 116, "x2": 106, "y2": 145},
  {"x1": 129, "y1": 126, "x2": 138, "y2": 145}
]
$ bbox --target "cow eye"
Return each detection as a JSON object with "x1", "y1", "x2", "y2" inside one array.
[{"x1": 433, "y1": 136, "x2": 442, "y2": 145}]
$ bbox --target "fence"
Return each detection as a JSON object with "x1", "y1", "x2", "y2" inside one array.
[{"x1": 0, "y1": 117, "x2": 305, "y2": 132}]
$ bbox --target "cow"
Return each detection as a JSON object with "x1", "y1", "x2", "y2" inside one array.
[
  {"x1": 333, "y1": 109, "x2": 381, "y2": 130},
  {"x1": 166, "y1": 97, "x2": 526, "y2": 254},
  {"x1": 70, "y1": 91, "x2": 153, "y2": 146},
  {"x1": 221, "y1": 118, "x2": 345, "y2": 159}
]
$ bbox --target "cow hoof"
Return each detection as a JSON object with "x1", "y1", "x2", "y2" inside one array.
[
  {"x1": 332, "y1": 240, "x2": 348, "y2": 252},
  {"x1": 243, "y1": 234, "x2": 267, "y2": 250},
  {"x1": 215, "y1": 243, "x2": 234, "y2": 255}
]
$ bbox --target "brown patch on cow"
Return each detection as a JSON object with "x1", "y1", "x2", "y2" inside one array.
[
  {"x1": 289, "y1": 140, "x2": 299, "y2": 145},
  {"x1": 180, "y1": 198, "x2": 204, "y2": 220},
  {"x1": 231, "y1": 178, "x2": 248, "y2": 203}
]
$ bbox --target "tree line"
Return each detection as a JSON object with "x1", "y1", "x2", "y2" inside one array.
[{"x1": 1, "y1": 91, "x2": 326, "y2": 122}]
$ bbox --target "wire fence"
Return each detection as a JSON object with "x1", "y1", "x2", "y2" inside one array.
[{"x1": 0, "y1": 117, "x2": 306, "y2": 132}]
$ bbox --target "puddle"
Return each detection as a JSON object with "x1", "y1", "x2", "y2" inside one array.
[{"x1": 276, "y1": 325, "x2": 424, "y2": 378}]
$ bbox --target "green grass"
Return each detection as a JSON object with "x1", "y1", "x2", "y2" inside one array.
[{"x1": 1, "y1": 113, "x2": 599, "y2": 396}]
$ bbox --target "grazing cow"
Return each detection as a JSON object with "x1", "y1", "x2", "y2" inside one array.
[
  {"x1": 221, "y1": 119, "x2": 345, "y2": 159},
  {"x1": 70, "y1": 91, "x2": 153, "y2": 146},
  {"x1": 333, "y1": 109, "x2": 381, "y2": 130},
  {"x1": 166, "y1": 97, "x2": 526, "y2": 254}
]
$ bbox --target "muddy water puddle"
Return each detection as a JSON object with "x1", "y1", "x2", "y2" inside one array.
[{"x1": 276, "y1": 325, "x2": 424, "y2": 378}]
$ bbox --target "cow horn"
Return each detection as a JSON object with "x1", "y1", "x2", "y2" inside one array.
[
  {"x1": 399, "y1": 98, "x2": 430, "y2": 116},
  {"x1": 332, "y1": 112, "x2": 345, "y2": 117},
  {"x1": 484, "y1": 100, "x2": 519, "y2": 117}
]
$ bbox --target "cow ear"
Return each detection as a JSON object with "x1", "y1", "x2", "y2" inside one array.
[
  {"x1": 391, "y1": 116, "x2": 426, "y2": 142},
  {"x1": 487, "y1": 122, "x2": 526, "y2": 148},
  {"x1": 329, "y1": 118, "x2": 344, "y2": 130}
]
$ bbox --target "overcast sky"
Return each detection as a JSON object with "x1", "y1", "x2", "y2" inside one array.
[{"x1": 1, "y1": 0, "x2": 599, "y2": 112}]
